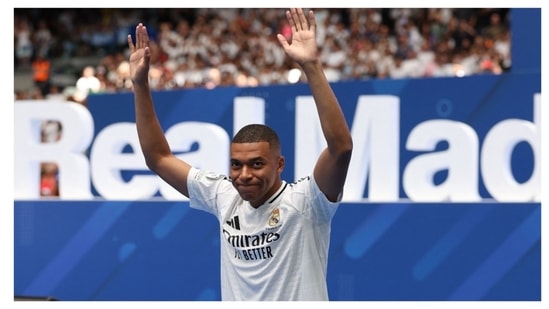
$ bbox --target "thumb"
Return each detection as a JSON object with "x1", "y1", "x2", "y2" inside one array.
[
  {"x1": 277, "y1": 33, "x2": 290, "y2": 50},
  {"x1": 144, "y1": 46, "x2": 151, "y2": 66}
]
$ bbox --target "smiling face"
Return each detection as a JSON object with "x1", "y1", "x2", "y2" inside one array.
[{"x1": 230, "y1": 141, "x2": 284, "y2": 208}]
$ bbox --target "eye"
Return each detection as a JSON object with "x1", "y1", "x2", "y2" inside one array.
[
  {"x1": 230, "y1": 161, "x2": 242, "y2": 169},
  {"x1": 252, "y1": 161, "x2": 265, "y2": 168}
]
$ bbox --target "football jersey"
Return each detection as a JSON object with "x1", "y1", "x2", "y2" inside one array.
[{"x1": 187, "y1": 167, "x2": 340, "y2": 301}]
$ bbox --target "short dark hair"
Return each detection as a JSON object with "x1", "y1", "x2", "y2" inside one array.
[{"x1": 232, "y1": 124, "x2": 280, "y2": 151}]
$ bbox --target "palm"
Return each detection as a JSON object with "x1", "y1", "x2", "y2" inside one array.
[
  {"x1": 129, "y1": 49, "x2": 148, "y2": 83},
  {"x1": 286, "y1": 29, "x2": 316, "y2": 63}
]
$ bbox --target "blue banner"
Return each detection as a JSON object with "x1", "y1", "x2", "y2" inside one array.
[{"x1": 14, "y1": 200, "x2": 540, "y2": 300}]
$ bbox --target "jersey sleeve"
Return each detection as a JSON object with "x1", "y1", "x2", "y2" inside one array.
[
  {"x1": 290, "y1": 175, "x2": 340, "y2": 223},
  {"x1": 187, "y1": 167, "x2": 231, "y2": 217},
  {"x1": 309, "y1": 175, "x2": 340, "y2": 222}
]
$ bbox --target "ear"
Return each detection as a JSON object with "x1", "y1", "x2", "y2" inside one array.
[{"x1": 277, "y1": 156, "x2": 285, "y2": 173}]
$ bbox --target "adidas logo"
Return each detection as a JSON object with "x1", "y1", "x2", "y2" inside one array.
[{"x1": 226, "y1": 215, "x2": 240, "y2": 230}]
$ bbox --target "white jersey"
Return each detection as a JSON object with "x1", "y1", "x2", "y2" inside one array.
[{"x1": 187, "y1": 167, "x2": 340, "y2": 301}]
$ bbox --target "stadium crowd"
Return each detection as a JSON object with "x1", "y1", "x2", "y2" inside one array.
[{"x1": 15, "y1": 8, "x2": 510, "y2": 101}]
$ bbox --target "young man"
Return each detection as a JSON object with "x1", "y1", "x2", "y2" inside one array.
[{"x1": 128, "y1": 8, "x2": 353, "y2": 301}]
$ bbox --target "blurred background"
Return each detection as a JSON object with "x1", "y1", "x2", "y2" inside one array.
[{"x1": 15, "y1": 8, "x2": 511, "y2": 101}]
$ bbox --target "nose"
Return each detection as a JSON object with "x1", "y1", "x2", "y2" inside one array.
[{"x1": 240, "y1": 166, "x2": 253, "y2": 180}]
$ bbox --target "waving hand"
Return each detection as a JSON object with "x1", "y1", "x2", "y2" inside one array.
[
  {"x1": 277, "y1": 8, "x2": 318, "y2": 65},
  {"x1": 127, "y1": 23, "x2": 151, "y2": 86}
]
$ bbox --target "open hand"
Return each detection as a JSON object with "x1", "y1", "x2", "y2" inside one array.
[
  {"x1": 277, "y1": 8, "x2": 318, "y2": 66},
  {"x1": 127, "y1": 23, "x2": 151, "y2": 85}
]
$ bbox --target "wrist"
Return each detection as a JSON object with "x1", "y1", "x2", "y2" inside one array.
[{"x1": 299, "y1": 59, "x2": 322, "y2": 73}]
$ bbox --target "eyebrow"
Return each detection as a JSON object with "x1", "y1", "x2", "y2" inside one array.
[{"x1": 230, "y1": 156, "x2": 266, "y2": 163}]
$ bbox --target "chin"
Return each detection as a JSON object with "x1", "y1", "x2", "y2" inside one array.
[
  {"x1": 238, "y1": 191, "x2": 255, "y2": 201},
  {"x1": 240, "y1": 193, "x2": 263, "y2": 206}
]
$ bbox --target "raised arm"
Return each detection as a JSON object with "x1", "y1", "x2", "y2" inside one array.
[
  {"x1": 277, "y1": 8, "x2": 353, "y2": 202},
  {"x1": 128, "y1": 23, "x2": 191, "y2": 197}
]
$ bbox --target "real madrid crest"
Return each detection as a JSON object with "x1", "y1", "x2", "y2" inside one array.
[{"x1": 269, "y1": 208, "x2": 280, "y2": 226}]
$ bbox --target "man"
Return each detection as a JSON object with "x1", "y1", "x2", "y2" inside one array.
[{"x1": 128, "y1": 8, "x2": 353, "y2": 301}]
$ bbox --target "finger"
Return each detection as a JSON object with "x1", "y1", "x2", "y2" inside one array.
[
  {"x1": 286, "y1": 10, "x2": 297, "y2": 33},
  {"x1": 134, "y1": 24, "x2": 140, "y2": 49},
  {"x1": 308, "y1": 10, "x2": 316, "y2": 32},
  {"x1": 144, "y1": 46, "x2": 151, "y2": 66},
  {"x1": 136, "y1": 23, "x2": 147, "y2": 49},
  {"x1": 127, "y1": 34, "x2": 135, "y2": 52},
  {"x1": 276, "y1": 33, "x2": 289, "y2": 50},
  {"x1": 295, "y1": 8, "x2": 307, "y2": 31},
  {"x1": 140, "y1": 24, "x2": 150, "y2": 49}
]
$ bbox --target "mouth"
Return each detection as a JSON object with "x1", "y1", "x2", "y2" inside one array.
[
  {"x1": 236, "y1": 184, "x2": 259, "y2": 198},
  {"x1": 237, "y1": 183, "x2": 256, "y2": 190}
]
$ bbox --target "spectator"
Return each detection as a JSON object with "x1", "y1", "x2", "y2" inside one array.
[
  {"x1": 75, "y1": 65, "x2": 101, "y2": 98},
  {"x1": 14, "y1": 15, "x2": 33, "y2": 68},
  {"x1": 483, "y1": 11, "x2": 506, "y2": 41},
  {"x1": 31, "y1": 52, "x2": 51, "y2": 97},
  {"x1": 33, "y1": 19, "x2": 53, "y2": 59},
  {"x1": 40, "y1": 162, "x2": 59, "y2": 197},
  {"x1": 41, "y1": 119, "x2": 62, "y2": 143}
]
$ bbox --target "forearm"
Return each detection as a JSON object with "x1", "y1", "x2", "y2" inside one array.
[
  {"x1": 133, "y1": 82, "x2": 172, "y2": 169},
  {"x1": 301, "y1": 61, "x2": 353, "y2": 153}
]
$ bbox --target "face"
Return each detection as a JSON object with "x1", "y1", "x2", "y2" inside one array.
[{"x1": 230, "y1": 141, "x2": 284, "y2": 208}]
